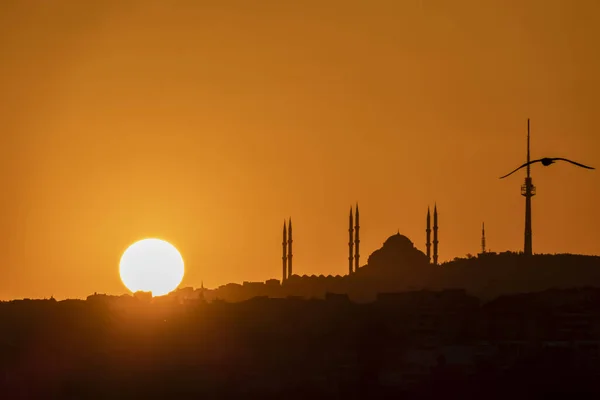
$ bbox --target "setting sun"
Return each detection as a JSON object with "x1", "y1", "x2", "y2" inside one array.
[{"x1": 119, "y1": 238, "x2": 184, "y2": 296}]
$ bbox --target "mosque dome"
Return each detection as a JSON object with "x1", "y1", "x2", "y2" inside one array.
[
  {"x1": 363, "y1": 232, "x2": 429, "y2": 273},
  {"x1": 383, "y1": 232, "x2": 415, "y2": 251}
]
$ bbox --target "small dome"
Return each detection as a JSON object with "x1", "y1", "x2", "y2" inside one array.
[{"x1": 383, "y1": 233, "x2": 414, "y2": 250}]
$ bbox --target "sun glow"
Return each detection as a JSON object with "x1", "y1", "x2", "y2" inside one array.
[{"x1": 119, "y1": 238, "x2": 184, "y2": 296}]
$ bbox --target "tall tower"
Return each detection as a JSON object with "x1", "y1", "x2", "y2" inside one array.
[
  {"x1": 348, "y1": 207, "x2": 354, "y2": 275},
  {"x1": 521, "y1": 119, "x2": 536, "y2": 256},
  {"x1": 433, "y1": 204, "x2": 439, "y2": 265},
  {"x1": 481, "y1": 222, "x2": 486, "y2": 254},
  {"x1": 354, "y1": 203, "x2": 360, "y2": 272},
  {"x1": 426, "y1": 207, "x2": 432, "y2": 263},
  {"x1": 282, "y1": 221, "x2": 288, "y2": 282},
  {"x1": 287, "y1": 218, "x2": 293, "y2": 278}
]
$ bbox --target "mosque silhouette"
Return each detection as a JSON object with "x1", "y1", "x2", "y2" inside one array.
[
  {"x1": 281, "y1": 203, "x2": 440, "y2": 284},
  {"x1": 189, "y1": 198, "x2": 600, "y2": 305}
]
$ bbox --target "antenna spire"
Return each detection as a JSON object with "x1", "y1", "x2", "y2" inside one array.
[
  {"x1": 521, "y1": 118, "x2": 536, "y2": 256},
  {"x1": 527, "y1": 118, "x2": 531, "y2": 178}
]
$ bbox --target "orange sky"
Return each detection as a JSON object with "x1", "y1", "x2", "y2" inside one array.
[{"x1": 1, "y1": 0, "x2": 599, "y2": 300}]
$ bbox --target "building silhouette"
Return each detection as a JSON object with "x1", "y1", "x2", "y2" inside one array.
[{"x1": 283, "y1": 203, "x2": 440, "y2": 283}]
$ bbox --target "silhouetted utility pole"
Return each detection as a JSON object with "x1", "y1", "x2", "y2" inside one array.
[
  {"x1": 349, "y1": 207, "x2": 354, "y2": 275},
  {"x1": 522, "y1": 119, "x2": 536, "y2": 256}
]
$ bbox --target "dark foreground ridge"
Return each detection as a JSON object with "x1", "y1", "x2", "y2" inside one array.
[{"x1": 2, "y1": 286, "x2": 600, "y2": 399}]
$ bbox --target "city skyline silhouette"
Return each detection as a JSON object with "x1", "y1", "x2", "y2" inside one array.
[
  {"x1": 2, "y1": 2, "x2": 600, "y2": 397},
  {"x1": 2, "y1": 0, "x2": 600, "y2": 300}
]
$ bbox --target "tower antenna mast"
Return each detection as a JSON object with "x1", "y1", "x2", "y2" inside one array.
[
  {"x1": 521, "y1": 119, "x2": 536, "y2": 255},
  {"x1": 527, "y1": 119, "x2": 531, "y2": 178}
]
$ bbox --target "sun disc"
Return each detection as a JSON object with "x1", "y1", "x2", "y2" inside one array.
[{"x1": 119, "y1": 238, "x2": 184, "y2": 296}]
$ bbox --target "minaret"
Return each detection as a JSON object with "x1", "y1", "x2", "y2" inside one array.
[
  {"x1": 481, "y1": 222, "x2": 486, "y2": 254},
  {"x1": 287, "y1": 218, "x2": 293, "y2": 278},
  {"x1": 521, "y1": 118, "x2": 536, "y2": 256},
  {"x1": 282, "y1": 221, "x2": 287, "y2": 282},
  {"x1": 433, "y1": 204, "x2": 439, "y2": 265},
  {"x1": 199, "y1": 281, "x2": 206, "y2": 302},
  {"x1": 354, "y1": 203, "x2": 360, "y2": 272},
  {"x1": 348, "y1": 207, "x2": 354, "y2": 275},
  {"x1": 426, "y1": 207, "x2": 432, "y2": 263}
]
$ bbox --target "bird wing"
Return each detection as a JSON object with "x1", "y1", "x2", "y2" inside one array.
[
  {"x1": 553, "y1": 158, "x2": 595, "y2": 170},
  {"x1": 499, "y1": 159, "x2": 543, "y2": 179}
]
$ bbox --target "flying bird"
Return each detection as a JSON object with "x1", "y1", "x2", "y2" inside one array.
[{"x1": 499, "y1": 157, "x2": 595, "y2": 179}]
